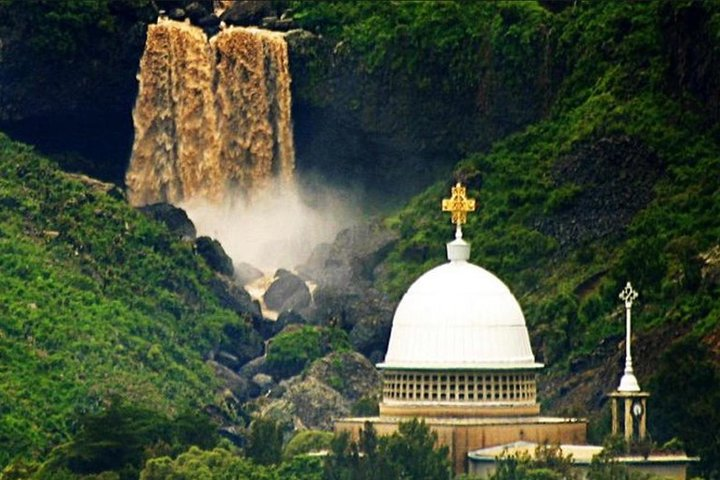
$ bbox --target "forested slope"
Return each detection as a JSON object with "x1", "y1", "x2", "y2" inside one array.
[{"x1": 0, "y1": 134, "x2": 252, "y2": 466}]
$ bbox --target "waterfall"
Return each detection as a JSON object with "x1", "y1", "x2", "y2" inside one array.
[{"x1": 126, "y1": 19, "x2": 295, "y2": 206}]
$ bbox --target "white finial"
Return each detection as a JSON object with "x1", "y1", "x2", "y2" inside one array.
[{"x1": 618, "y1": 282, "x2": 640, "y2": 392}]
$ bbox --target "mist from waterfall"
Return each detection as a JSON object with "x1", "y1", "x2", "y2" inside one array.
[
  {"x1": 181, "y1": 180, "x2": 360, "y2": 272},
  {"x1": 126, "y1": 19, "x2": 355, "y2": 271}
]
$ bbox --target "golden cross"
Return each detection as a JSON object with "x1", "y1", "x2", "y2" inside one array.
[{"x1": 442, "y1": 182, "x2": 476, "y2": 238}]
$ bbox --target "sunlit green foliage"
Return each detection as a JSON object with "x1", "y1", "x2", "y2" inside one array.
[
  {"x1": 283, "y1": 430, "x2": 333, "y2": 460},
  {"x1": 324, "y1": 420, "x2": 451, "y2": 480},
  {"x1": 0, "y1": 135, "x2": 249, "y2": 467},
  {"x1": 266, "y1": 326, "x2": 351, "y2": 378},
  {"x1": 139, "y1": 446, "x2": 324, "y2": 480},
  {"x1": 291, "y1": 1, "x2": 549, "y2": 92}
]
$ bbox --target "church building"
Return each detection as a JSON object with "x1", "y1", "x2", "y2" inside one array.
[{"x1": 335, "y1": 183, "x2": 696, "y2": 478}]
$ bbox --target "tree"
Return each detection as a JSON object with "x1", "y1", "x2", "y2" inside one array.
[
  {"x1": 36, "y1": 399, "x2": 218, "y2": 479},
  {"x1": 381, "y1": 419, "x2": 451, "y2": 480},
  {"x1": 650, "y1": 335, "x2": 720, "y2": 478},
  {"x1": 246, "y1": 417, "x2": 283, "y2": 466},
  {"x1": 491, "y1": 444, "x2": 575, "y2": 480},
  {"x1": 140, "y1": 446, "x2": 272, "y2": 480},
  {"x1": 277, "y1": 455, "x2": 324, "y2": 480},
  {"x1": 323, "y1": 420, "x2": 451, "y2": 480},
  {"x1": 283, "y1": 430, "x2": 334, "y2": 460}
]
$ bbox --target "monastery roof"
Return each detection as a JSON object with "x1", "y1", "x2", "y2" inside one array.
[{"x1": 378, "y1": 238, "x2": 542, "y2": 371}]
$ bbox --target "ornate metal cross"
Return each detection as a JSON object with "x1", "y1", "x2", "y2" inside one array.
[
  {"x1": 618, "y1": 281, "x2": 640, "y2": 392},
  {"x1": 619, "y1": 282, "x2": 639, "y2": 309},
  {"x1": 442, "y1": 182, "x2": 476, "y2": 239}
]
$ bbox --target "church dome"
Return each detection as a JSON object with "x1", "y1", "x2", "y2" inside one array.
[{"x1": 378, "y1": 239, "x2": 542, "y2": 371}]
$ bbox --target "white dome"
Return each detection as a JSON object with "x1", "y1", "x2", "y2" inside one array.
[{"x1": 379, "y1": 242, "x2": 542, "y2": 370}]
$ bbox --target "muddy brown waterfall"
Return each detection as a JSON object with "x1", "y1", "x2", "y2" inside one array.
[{"x1": 126, "y1": 20, "x2": 295, "y2": 206}]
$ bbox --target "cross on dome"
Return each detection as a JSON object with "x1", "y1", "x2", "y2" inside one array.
[{"x1": 442, "y1": 182, "x2": 476, "y2": 239}]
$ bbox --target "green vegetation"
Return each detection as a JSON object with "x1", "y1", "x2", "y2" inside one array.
[
  {"x1": 0, "y1": 134, "x2": 251, "y2": 467},
  {"x1": 266, "y1": 326, "x2": 351, "y2": 378},
  {"x1": 283, "y1": 430, "x2": 333, "y2": 460},
  {"x1": 650, "y1": 336, "x2": 720, "y2": 476},
  {"x1": 489, "y1": 444, "x2": 576, "y2": 480},
  {"x1": 471, "y1": 442, "x2": 666, "y2": 480},
  {"x1": 139, "y1": 447, "x2": 323, "y2": 480},
  {"x1": 12, "y1": 400, "x2": 217, "y2": 480},
  {"x1": 0, "y1": 0, "x2": 152, "y2": 58},
  {"x1": 291, "y1": 1, "x2": 549, "y2": 94},
  {"x1": 246, "y1": 417, "x2": 283, "y2": 466},
  {"x1": 325, "y1": 420, "x2": 451, "y2": 480}
]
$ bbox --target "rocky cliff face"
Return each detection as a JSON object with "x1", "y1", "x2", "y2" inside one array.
[
  {"x1": 286, "y1": 25, "x2": 556, "y2": 207},
  {"x1": 0, "y1": 2, "x2": 556, "y2": 207}
]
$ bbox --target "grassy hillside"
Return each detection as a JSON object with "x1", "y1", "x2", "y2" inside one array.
[{"x1": 0, "y1": 134, "x2": 254, "y2": 467}]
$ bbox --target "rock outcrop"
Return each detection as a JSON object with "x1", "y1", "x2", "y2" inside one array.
[
  {"x1": 535, "y1": 135, "x2": 663, "y2": 253},
  {"x1": 263, "y1": 270, "x2": 311, "y2": 313},
  {"x1": 260, "y1": 376, "x2": 350, "y2": 431},
  {"x1": 139, "y1": 203, "x2": 197, "y2": 240},
  {"x1": 306, "y1": 351, "x2": 381, "y2": 402},
  {"x1": 300, "y1": 221, "x2": 397, "y2": 357},
  {"x1": 196, "y1": 236, "x2": 234, "y2": 276}
]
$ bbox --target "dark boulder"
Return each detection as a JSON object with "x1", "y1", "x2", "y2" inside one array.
[
  {"x1": 263, "y1": 271, "x2": 311, "y2": 312},
  {"x1": 262, "y1": 376, "x2": 349, "y2": 431},
  {"x1": 299, "y1": 221, "x2": 399, "y2": 286},
  {"x1": 276, "y1": 310, "x2": 310, "y2": 329},
  {"x1": 215, "y1": 350, "x2": 241, "y2": 370},
  {"x1": 349, "y1": 313, "x2": 393, "y2": 357},
  {"x1": 219, "y1": 321, "x2": 264, "y2": 366},
  {"x1": 251, "y1": 373, "x2": 276, "y2": 397},
  {"x1": 238, "y1": 356, "x2": 269, "y2": 381},
  {"x1": 197, "y1": 13, "x2": 220, "y2": 28},
  {"x1": 235, "y1": 262, "x2": 264, "y2": 285},
  {"x1": 208, "y1": 274, "x2": 261, "y2": 320},
  {"x1": 167, "y1": 8, "x2": 186, "y2": 21},
  {"x1": 208, "y1": 360, "x2": 250, "y2": 401},
  {"x1": 220, "y1": 0, "x2": 273, "y2": 26},
  {"x1": 299, "y1": 221, "x2": 397, "y2": 356},
  {"x1": 307, "y1": 351, "x2": 381, "y2": 402},
  {"x1": 196, "y1": 236, "x2": 234, "y2": 276},
  {"x1": 185, "y1": 1, "x2": 209, "y2": 23},
  {"x1": 253, "y1": 309, "x2": 308, "y2": 340},
  {"x1": 261, "y1": 16, "x2": 296, "y2": 32},
  {"x1": 138, "y1": 203, "x2": 196, "y2": 240}
]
